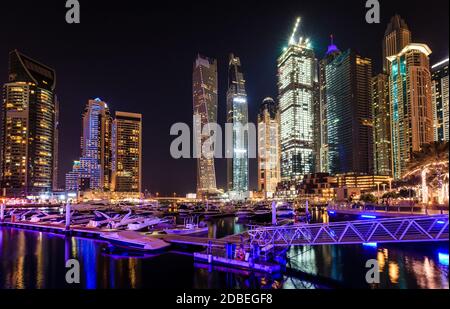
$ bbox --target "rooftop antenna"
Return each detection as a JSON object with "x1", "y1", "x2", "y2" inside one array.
[{"x1": 289, "y1": 17, "x2": 301, "y2": 45}]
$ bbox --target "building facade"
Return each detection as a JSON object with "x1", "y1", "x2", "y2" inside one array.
[
  {"x1": 192, "y1": 55, "x2": 218, "y2": 198},
  {"x1": 431, "y1": 59, "x2": 449, "y2": 142},
  {"x1": 318, "y1": 36, "x2": 341, "y2": 173},
  {"x1": 1, "y1": 50, "x2": 58, "y2": 197},
  {"x1": 111, "y1": 111, "x2": 142, "y2": 193},
  {"x1": 382, "y1": 15, "x2": 411, "y2": 74},
  {"x1": 278, "y1": 36, "x2": 317, "y2": 181},
  {"x1": 372, "y1": 73, "x2": 392, "y2": 176},
  {"x1": 226, "y1": 54, "x2": 249, "y2": 198},
  {"x1": 388, "y1": 44, "x2": 434, "y2": 179},
  {"x1": 65, "y1": 99, "x2": 112, "y2": 192},
  {"x1": 326, "y1": 49, "x2": 373, "y2": 176},
  {"x1": 257, "y1": 97, "x2": 281, "y2": 198}
]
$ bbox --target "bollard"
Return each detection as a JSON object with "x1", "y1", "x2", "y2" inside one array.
[
  {"x1": 0, "y1": 203, "x2": 5, "y2": 222},
  {"x1": 271, "y1": 201, "x2": 277, "y2": 226},
  {"x1": 65, "y1": 202, "x2": 71, "y2": 232}
]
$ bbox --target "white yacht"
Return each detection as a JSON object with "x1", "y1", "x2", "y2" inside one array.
[{"x1": 100, "y1": 231, "x2": 170, "y2": 252}]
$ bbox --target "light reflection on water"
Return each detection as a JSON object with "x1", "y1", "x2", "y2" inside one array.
[{"x1": 0, "y1": 214, "x2": 448, "y2": 289}]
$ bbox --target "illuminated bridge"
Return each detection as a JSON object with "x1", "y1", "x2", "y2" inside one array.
[{"x1": 248, "y1": 215, "x2": 449, "y2": 248}]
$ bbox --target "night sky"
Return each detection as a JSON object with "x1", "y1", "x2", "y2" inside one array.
[{"x1": 0, "y1": 0, "x2": 448, "y2": 196}]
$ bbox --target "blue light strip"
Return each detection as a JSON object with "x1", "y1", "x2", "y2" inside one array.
[
  {"x1": 363, "y1": 242, "x2": 378, "y2": 248},
  {"x1": 361, "y1": 215, "x2": 377, "y2": 219},
  {"x1": 438, "y1": 252, "x2": 449, "y2": 266}
]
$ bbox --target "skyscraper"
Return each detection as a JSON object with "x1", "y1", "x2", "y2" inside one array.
[
  {"x1": 192, "y1": 55, "x2": 218, "y2": 198},
  {"x1": 111, "y1": 111, "x2": 142, "y2": 193},
  {"x1": 372, "y1": 73, "x2": 392, "y2": 176},
  {"x1": 227, "y1": 54, "x2": 249, "y2": 198},
  {"x1": 278, "y1": 19, "x2": 317, "y2": 181},
  {"x1": 65, "y1": 99, "x2": 112, "y2": 192},
  {"x1": 318, "y1": 35, "x2": 341, "y2": 173},
  {"x1": 388, "y1": 43, "x2": 433, "y2": 179},
  {"x1": 258, "y1": 97, "x2": 281, "y2": 198},
  {"x1": 81, "y1": 99, "x2": 112, "y2": 190},
  {"x1": 382, "y1": 15, "x2": 411, "y2": 74},
  {"x1": 431, "y1": 58, "x2": 449, "y2": 142},
  {"x1": 1, "y1": 50, "x2": 58, "y2": 196},
  {"x1": 326, "y1": 49, "x2": 373, "y2": 175}
]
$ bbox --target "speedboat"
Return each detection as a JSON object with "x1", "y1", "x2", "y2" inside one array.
[
  {"x1": 202, "y1": 204, "x2": 223, "y2": 218},
  {"x1": 276, "y1": 204, "x2": 295, "y2": 218},
  {"x1": 100, "y1": 231, "x2": 170, "y2": 252},
  {"x1": 29, "y1": 211, "x2": 64, "y2": 223},
  {"x1": 127, "y1": 216, "x2": 167, "y2": 231},
  {"x1": 236, "y1": 206, "x2": 254, "y2": 219},
  {"x1": 164, "y1": 223, "x2": 208, "y2": 235},
  {"x1": 253, "y1": 205, "x2": 271, "y2": 217},
  {"x1": 86, "y1": 211, "x2": 121, "y2": 228},
  {"x1": 177, "y1": 204, "x2": 192, "y2": 216}
]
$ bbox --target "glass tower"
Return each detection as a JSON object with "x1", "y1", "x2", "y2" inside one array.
[
  {"x1": 278, "y1": 31, "x2": 317, "y2": 181},
  {"x1": 388, "y1": 44, "x2": 434, "y2": 179},
  {"x1": 319, "y1": 35, "x2": 341, "y2": 173},
  {"x1": 326, "y1": 49, "x2": 373, "y2": 175},
  {"x1": 226, "y1": 54, "x2": 249, "y2": 198},
  {"x1": 65, "y1": 99, "x2": 112, "y2": 192},
  {"x1": 372, "y1": 73, "x2": 392, "y2": 176},
  {"x1": 1, "y1": 50, "x2": 58, "y2": 196},
  {"x1": 192, "y1": 55, "x2": 218, "y2": 198}
]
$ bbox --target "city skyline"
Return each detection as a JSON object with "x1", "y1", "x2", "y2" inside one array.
[{"x1": 1, "y1": 0, "x2": 448, "y2": 195}]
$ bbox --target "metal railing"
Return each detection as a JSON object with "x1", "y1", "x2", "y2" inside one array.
[{"x1": 248, "y1": 215, "x2": 449, "y2": 247}]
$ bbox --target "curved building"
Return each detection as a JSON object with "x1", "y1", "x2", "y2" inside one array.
[{"x1": 1, "y1": 50, "x2": 58, "y2": 196}]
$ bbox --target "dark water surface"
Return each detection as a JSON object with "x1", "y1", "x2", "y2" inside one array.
[{"x1": 0, "y1": 213, "x2": 448, "y2": 289}]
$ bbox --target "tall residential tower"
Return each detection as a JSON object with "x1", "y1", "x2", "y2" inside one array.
[
  {"x1": 258, "y1": 97, "x2": 281, "y2": 198},
  {"x1": 388, "y1": 43, "x2": 433, "y2": 179},
  {"x1": 383, "y1": 15, "x2": 411, "y2": 74},
  {"x1": 1, "y1": 50, "x2": 58, "y2": 196},
  {"x1": 431, "y1": 59, "x2": 449, "y2": 142},
  {"x1": 192, "y1": 55, "x2": 218, "y2": 198},
  {"x1": 111, "y1": 112, "x2": 142, "y2": 193},
  {"x1": 278, "y1": 18, "x2": 317, "y2": 181},
  {"x1": 226, "y1": 54, "x2": 249, "y2": 199},
  {"x1": 326, "y1": 49, "x2": 373, "y2": 175}
]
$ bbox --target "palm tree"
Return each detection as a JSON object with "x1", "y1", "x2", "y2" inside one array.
[{"x1": 408, "y1": 141, "x2": 449, "y2": 172}]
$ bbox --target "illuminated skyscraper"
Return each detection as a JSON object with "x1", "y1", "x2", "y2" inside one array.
[
  {"x1": 226, "y1": 53, "x2": 249, "y2": 198},
  {"x1": 111, "y1": 112, "x2": 142, "y2": 193},
  {"x1": 431, "y1": 59, "x2": 449, "y2": 142},
  {"x1": 318, "y1": 35, "x2": 341, "y2": 173},
  {"x1": 1, "y1": 50, "x2": 58, "y2": 196},
  {"x1": 192, "y1": 55, "x2": 218, "y2": 198},
  {"x1": 278, "y1": 18, "x2": 317, "y2": 181},
  {"x1": 65, "y1": 99, "x2": 112, "y2": 192},
  {"x1": 258, "y1": 97, "x2": 281, "y2": 198},
  {"x1": 372, "y1": 74, "x2": 392, "y2": 176},
  {"x1": 388, "y1": 43, "x2": 433, "y2": 179},
  {"x1": 326, "y1": 49, "x2": 373, "y2": 175},
  {"x1": 383, "y1": 15, "x2": 411, "y2": 74}
]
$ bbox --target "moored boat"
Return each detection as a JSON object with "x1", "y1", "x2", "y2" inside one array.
[{"x1": 100, "y1": 231, "x2": 170, "y2": 252}]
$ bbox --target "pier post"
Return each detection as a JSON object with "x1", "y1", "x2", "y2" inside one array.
[
  {"x1": 65, "y1": 202, "x2": 71, "y2": 232},
  {"x1": 0, "y1": 203, "x2": 5, "y2": 222},
  {"x1": 271, "y1": 201, "x2": 277, "y2": 226}
]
